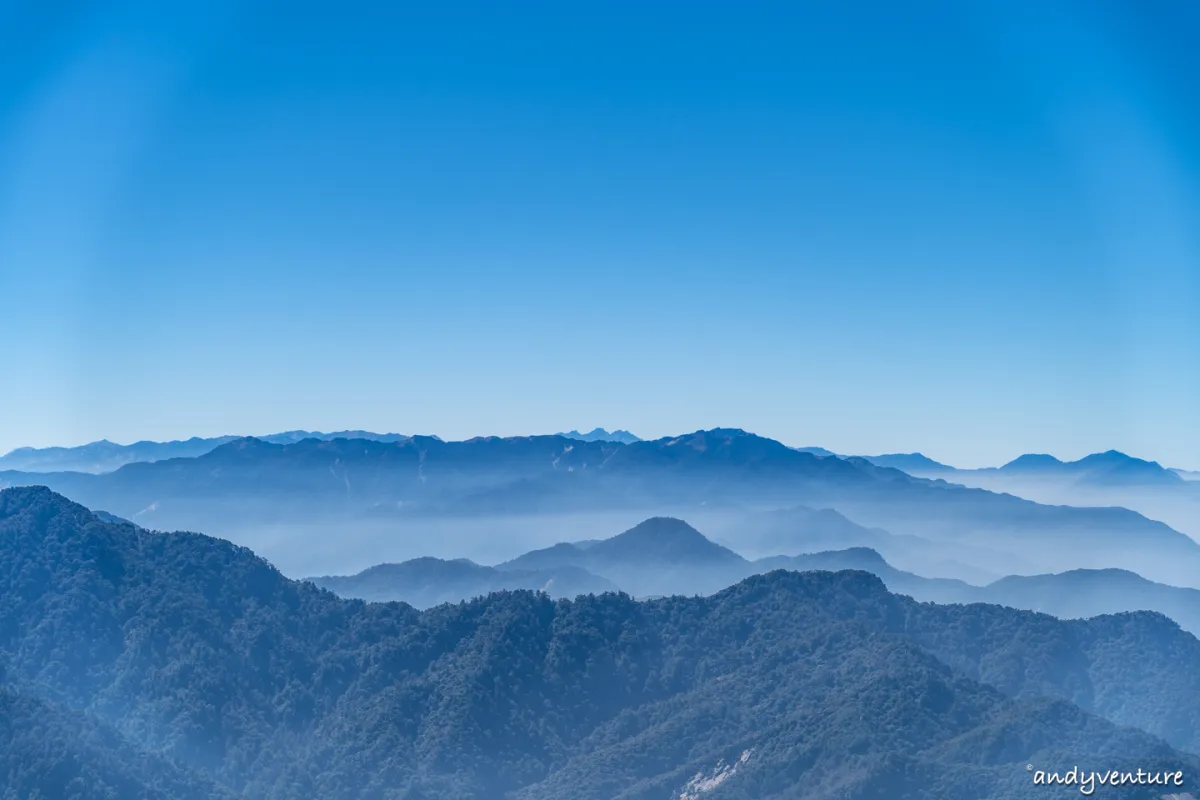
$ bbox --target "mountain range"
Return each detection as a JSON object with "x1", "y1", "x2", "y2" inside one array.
[
  {"x1": 858, "y1": 449, "x2": 1194, "y2": 486},
  {"x1": 0, "y1": 428, "x2": 639, "y2": 475},
  {"x1": 971, "y1": 450, "x2": 1183, "y2": 486},
  {"x1": 4, "y1": 429, "x2": 1200, "y2": 588},
  {"x1": 556, "y1": 427, "x2": 642, "y2": 444},
  {"x1": 3, "y1": 486, "x2": 1199, "y2": 799},
  {"x1": 314, "y1": 515, "x2": 1200, "y2": 637},
  {"x1": 311, "y1": 557, "x2": 616, "y2": 607},
  {"x1": 0, "y1": 430, "x2": 420, "y2": 474},
  {"x1": 857, "y1": 449, "x2": 1200, "y2": 541}
]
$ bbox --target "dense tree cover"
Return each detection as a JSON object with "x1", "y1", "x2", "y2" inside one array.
[
  {"x1": 2, "y1": 487, "x2": 1198, "y2": 799},
  {"x1": 0, "y1": 683, "x2": 229, "y2": 799},
  {"x1": 310, "y1": 557, "x2": 616, "y2": 608}
]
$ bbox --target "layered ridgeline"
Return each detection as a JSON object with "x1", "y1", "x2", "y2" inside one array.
[
  {"x1": 316, "y1": 516, "x2": 1200, "y2": 637},
  {"x1": 4, "y1": 429, "x2": 1200, "y2": 588},
  {"x1": 0, "y1": 430, "x2": 416, "y2": 474},
  {"x1": 312, "y1": 558, "x2": 617, "y2": 607},
  {"x1": 858, "y1": 449, "x2": 1200, "y2": 542},
  {"x1": 860, "y1": 450, "x2": 1186, "y2": 487},
  {"x1": 3, "y1": 487, "x2": 1199, "y2": 799},
  {"x1": 0, "y1": 428, "x2": 629, "y2": 474}
]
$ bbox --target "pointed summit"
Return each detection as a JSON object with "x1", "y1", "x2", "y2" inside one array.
[
  {"x1": 589, "y1": 517, "x2": 746, "y2": 565},
  {"x1": 557, "y1": 428, "x2": 641, "y2": 444},
  {"x1": 1000, "y1": 453, "x2": 1064, "y2": 471}
]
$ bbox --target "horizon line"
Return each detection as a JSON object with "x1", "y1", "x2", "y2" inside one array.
[{"x1": 3, "y1": 427, "x2": 1196, "y2": 472}]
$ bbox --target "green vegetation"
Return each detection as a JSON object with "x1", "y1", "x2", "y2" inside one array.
[{"x1": 2, "y1": 486, "x2": 1197, "y2": 799}]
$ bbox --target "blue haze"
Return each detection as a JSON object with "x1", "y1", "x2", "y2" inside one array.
[{"x1": 1, "y1": 0, "x2": 1198, "y2": 468}]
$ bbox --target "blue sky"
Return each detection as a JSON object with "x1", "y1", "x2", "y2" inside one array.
[{"x1": 1, "y1": 0, "x2": 1198, "y2": 468}]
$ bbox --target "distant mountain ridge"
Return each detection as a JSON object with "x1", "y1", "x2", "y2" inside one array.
[
  {"x1": 498, "y1": 517, "x2": 748, "y2": 596},
  {"x1": 996, "y1": 449, "x2": 1184, "y2": 486},
  {"x1": 865, "y1": 448, "x2": 1199, "y2": 541},
  {"x1": 792, "y1": 446, "x2": 837, "y2": 457},
  {"x1": 312, "y1": 511, "x2": 1200, "y2": 637},
  {"x1": 309, "y1": 557, "x2": 616, "y2": 607},
  {"x1": 862, "y1": 447, "x2": 1185, "y2": 487},
  {"x1": 860, "y1": 453, "x2": 955, "y2": 473},
  {"x1": 304, "y1": 508, "x2": 1200, "y2": 638},
  {"x1": 0, "y1": 429, "x2": 422, "y2": 474},
  {"x1": 555, "y1": 427, "x2": 641, "y2": 444},
  {"x1": 762, "y1": 549, "x2": 1200, "y2": 637},
  {"x1": 823, "y1": 448, "x2": 1192, "y2": 488},
  {"x1": 5, "y1": 428, "x2": 1200, "y2": 587},
  {"x1": 0, "y1": 436, "x2": 241, "y2": 474}
]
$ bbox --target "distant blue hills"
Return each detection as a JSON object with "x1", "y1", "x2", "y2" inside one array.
[
  {"x1": 0, "y1": 429, "x2": 426, "y2": 473},
  {"x1": 310, "y1": 512, "x2": 1200, "y2": 637},
  {"x1": 856, "y1": 449, "x2": 1187, "y2": 486},
  {"x1": 6, "y1": 426, "x2": 1189, "y2": 484},
  {"x1": 1, "y1": 428, "x2": 635, "y2": 473},
  {"x1": 555, "y1": 427, "x2": 642, "y2": 444},
  {"x1": 4, "y1": 428, "x2": 1200, "y2": 588}
]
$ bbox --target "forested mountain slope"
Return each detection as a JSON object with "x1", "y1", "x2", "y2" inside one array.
[{"x1": 2, "y1": 486, "x2": 1196, "y2": 799}]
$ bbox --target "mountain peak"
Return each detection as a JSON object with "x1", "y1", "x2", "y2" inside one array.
[
  {"x1": 1000, "y1": 453, "x2": 1064, "y2": 470},
  {"x1": 1075, "y1": 449, "x2": 1158, "y2": 467},
  {"x1": 1078, "y1": 449, "x2": 1134, "y2": 462},
  {"x1": 995, "y1": 450, "x2": 1182, "y2": 485},
  {"x1": 591, "y1": 517, "x2": 746, "y2": 564},
  {"x1": 557, "y1": 428, "x2": 641, "y2": 444},
  {"x1": 656, "y1": 428, "x2": 790, "y2": 457}
]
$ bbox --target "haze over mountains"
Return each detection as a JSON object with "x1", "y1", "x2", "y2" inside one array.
[
  {"x1": 4, "y1": 429, "x2": 1199, "y2": 590},
  {"x1": 855, "y1": 449, "x2": 1200, "y2": 541},
  {"x1": 0, "y1": 428, "x2": 638, "y2": 474},
  {"x1": 556, "y1": 427, "x2": 643, "y2": 444},
  {"x1": 4, "y1": 486, "x2": 1199, "y2": 799},
  {"x1": 0, "y1": 430, "x2": 420, "y2": 474},
  {"x1": 860, "y1": 449, "x2": 1187, "y2": 487},
  {"x1": 313, "y1": 515, "x2": 1200, "y2": 637}
]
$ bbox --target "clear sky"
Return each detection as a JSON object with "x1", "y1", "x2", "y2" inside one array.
[{"x1": 1, "y1": 0, "x2": 1198, "y2": 468}]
